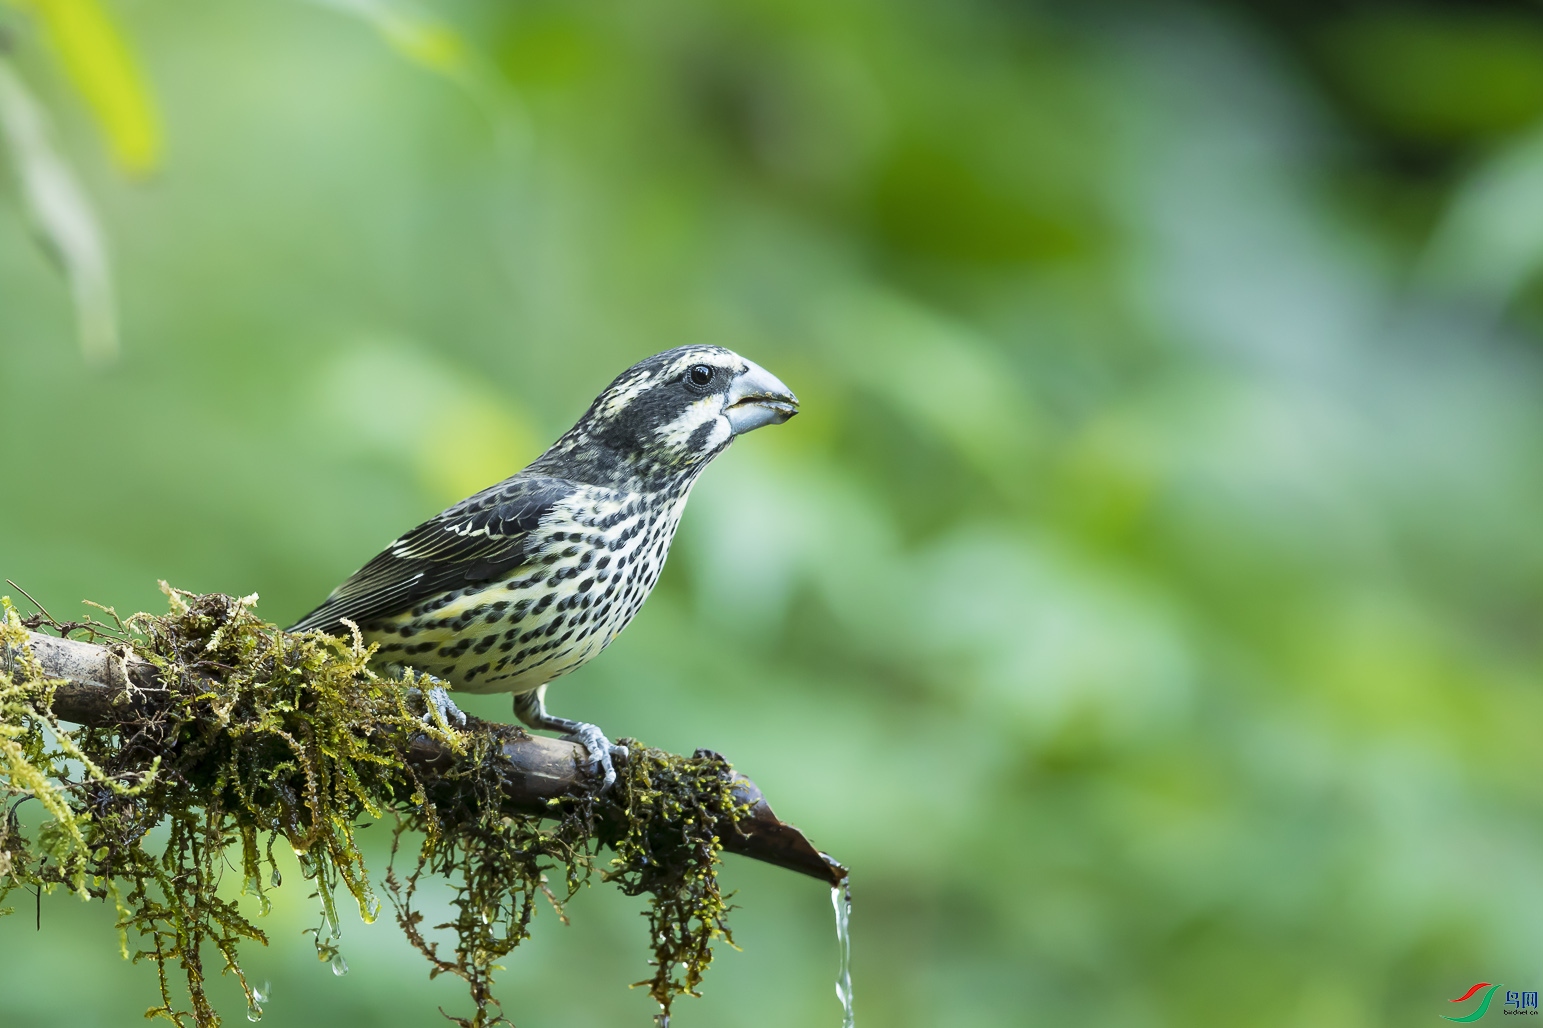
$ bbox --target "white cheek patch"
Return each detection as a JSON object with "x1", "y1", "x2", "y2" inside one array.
[
  {"x1": 704, "y1": 418, "x2": 732, "y2": 450},
  {"x1": 654, "y1": 396, "x2": 724, "y2": 449}
]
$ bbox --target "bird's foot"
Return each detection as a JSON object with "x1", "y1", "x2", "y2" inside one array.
[
  {"x1": 405, "y1": 681, "x2": 467, "y2": 728},
  {"x1": 560, "y1": 721, "x2": 627, "y2": 792},
  {"x1": 514, "y1": 691, "x2": 626, "y2": 792}
]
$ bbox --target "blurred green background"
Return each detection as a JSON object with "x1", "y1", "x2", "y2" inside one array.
[{"x1": 5, "y1": 0, "x2": 1543, "y2": 1025}]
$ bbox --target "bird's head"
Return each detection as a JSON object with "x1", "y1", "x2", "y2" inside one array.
[{"x1": 539, "y1": 345, "x2": 799, "y2": 487}]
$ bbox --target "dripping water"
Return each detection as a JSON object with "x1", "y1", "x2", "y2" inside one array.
[
  {"x1": 243, "y1": 873, "x2": 272, "y2": 917},
  {"x1": 832, "y1": 881, "x2": 854, "y2": 1027},
  {"x1": 245, "y1": 981, "x2": 270, "y2": 1022}
]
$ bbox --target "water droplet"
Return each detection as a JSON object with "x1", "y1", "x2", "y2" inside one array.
[
  {"x1": 245, "y1": 984, "x2": 268, "y2": 1024},
  {"x1": 270, "y1": 869, "x2": 282, "y2": 888},
  {"x1": 832, "y1": 881, "x2": 855, "y2": 1028},
  {"x1": 258, "y1": 894, "x2": 273, "y2": 917},
  {"x1": 653, "y1": 1008, "x2": 669, "y2": 1028},
  {"x1": 331, "y1": 954, "x2": 349, "y2": 977}
]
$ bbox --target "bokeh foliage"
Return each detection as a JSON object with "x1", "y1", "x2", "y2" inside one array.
[{"x1": 4, "y1": 0, "x2": 1543, "y2": 1025}]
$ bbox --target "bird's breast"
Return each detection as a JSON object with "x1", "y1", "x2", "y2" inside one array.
[{"x1": 365, "y1": 486, "x2": 692, "y2": 694}]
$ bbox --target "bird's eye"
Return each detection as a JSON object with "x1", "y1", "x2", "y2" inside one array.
[{"x1": 688, "y1": 364, "x2": 714, "y2": 386}]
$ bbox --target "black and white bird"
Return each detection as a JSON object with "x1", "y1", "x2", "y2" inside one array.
[{"x1": 289, "y1": 346, "x2": 798, "y2": 787}]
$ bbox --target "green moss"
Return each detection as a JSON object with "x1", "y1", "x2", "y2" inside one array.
[
  {"x1": 604, "y1": 745, "x2": 742, "y2": 1020},
  {"x1": 0, "y1": 587, "x2": 744, "y2": 1027}
]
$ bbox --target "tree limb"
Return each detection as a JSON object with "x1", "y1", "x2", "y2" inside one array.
[{"x1": 10, "y1": 628, "x2": 846, "y2": 887}]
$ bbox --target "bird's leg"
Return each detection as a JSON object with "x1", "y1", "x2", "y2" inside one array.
[
  {"x1": 399, "y1": 671, "x2": 468, "y2": 728},
  {"x1": 513, "y1": 687, "x2": 625, "y2": 790}
]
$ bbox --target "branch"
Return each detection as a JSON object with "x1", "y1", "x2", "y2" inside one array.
[{"x1": 13, "y1": 628, "x2": 846, "y2": 887}]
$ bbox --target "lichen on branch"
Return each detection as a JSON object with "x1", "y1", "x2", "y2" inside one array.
[{"x1": 0, "y1": 586, "x2": 745, "y2": 1027}]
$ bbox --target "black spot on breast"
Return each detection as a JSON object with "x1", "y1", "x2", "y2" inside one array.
[{"x1": 438, "y1": 638, "x2": 473, "y2": 658}]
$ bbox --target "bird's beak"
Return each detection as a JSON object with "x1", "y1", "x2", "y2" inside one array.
[{"x1": 724, "y1": 360, "x2": 799, "y2": 435}]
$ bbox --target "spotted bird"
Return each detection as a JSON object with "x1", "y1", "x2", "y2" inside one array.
[{"x1": 289, "y1": 346, "x2": 799, "y2": 787}]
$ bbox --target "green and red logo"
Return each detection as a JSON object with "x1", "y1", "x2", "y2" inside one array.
[{"x1": 1445, "y1": 983, "x2": 1539, "y2": 1020}]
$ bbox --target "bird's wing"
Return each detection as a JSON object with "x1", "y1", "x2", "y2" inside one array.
[{"x1": 287, "y1": 475, "x2": 573, "y2": 634}]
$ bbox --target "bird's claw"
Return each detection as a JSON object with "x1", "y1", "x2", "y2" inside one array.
[
  {"x1": 561, "y1": 722, "x2": 625, "y2": 791},
  {"x1": 407, "y1": 683, "x2": 467, "y2": 727}
]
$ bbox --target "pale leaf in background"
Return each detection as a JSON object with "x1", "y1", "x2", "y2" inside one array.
[{"x1": 0, "y1": 59, "x2": 116, "y2": 362}]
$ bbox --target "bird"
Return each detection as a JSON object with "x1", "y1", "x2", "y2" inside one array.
[{"x1": 288, "y1": 345, "x2": 799, "y2": 788}]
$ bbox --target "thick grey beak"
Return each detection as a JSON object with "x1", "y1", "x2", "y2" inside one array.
[{"x1": 724, "y1": 360, "x2": 799, "y2": 435}]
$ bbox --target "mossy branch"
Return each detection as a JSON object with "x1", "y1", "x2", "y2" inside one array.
[
  {"x1": 0, "y1": 590, "x2": 844, "y2": 1028},
  {"x1": 19, "y1": 626, "x2": 843, "y2": 884}
]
